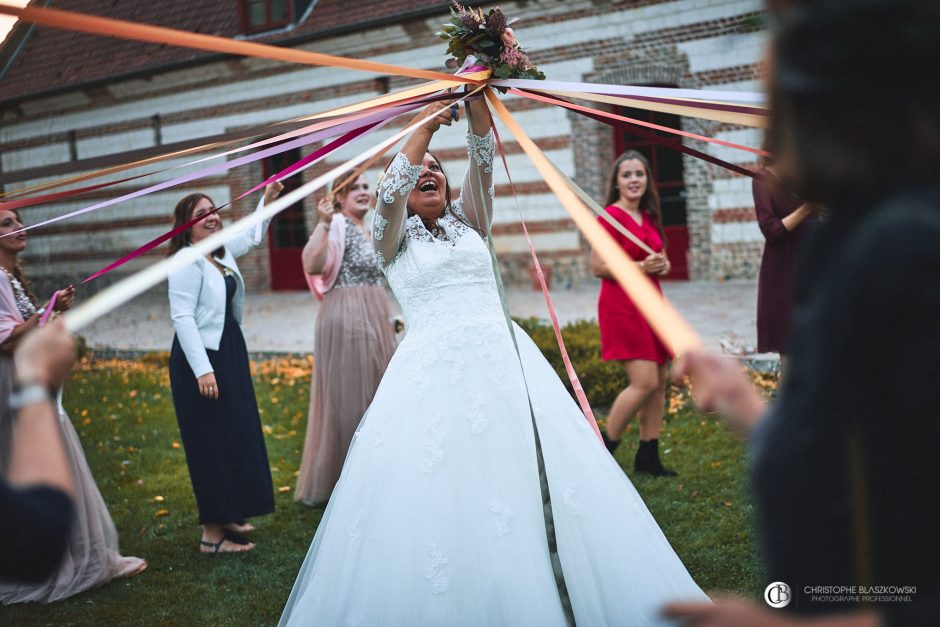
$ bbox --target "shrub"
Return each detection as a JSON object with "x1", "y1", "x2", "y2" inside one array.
[{"x1": 514, "y1": 317, "x2": 627, "y2": 408}]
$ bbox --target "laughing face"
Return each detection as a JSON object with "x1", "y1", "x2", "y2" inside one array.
[
  {"x1": 189, "y1": 196, "x2": 221, "y2": 243},
  {"x1": 0, "y1": 209, "x2": 27, "y2": 256},
  {"x1": 616, "y1": 158, "x2": 649, "y2": 206},
  {"x1": 337, "y1": 175, "x2": 372, "y2": 220},
  {"x1": 407, "y1": 153, "x2": 449, "y2": 221}
]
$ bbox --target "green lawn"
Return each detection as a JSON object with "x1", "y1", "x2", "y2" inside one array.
[{"x1": 2, "y1": 356, "x2": 765, "y2": 625}]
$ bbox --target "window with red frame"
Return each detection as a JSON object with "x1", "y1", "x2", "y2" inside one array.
[{"x1": 238, "y1": 0, "x2": 293, "y2": 34}]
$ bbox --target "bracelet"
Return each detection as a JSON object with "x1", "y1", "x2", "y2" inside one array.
[
  {"x1": 320, "y1": 222, "x2": 331, "y2": 232},
  {"x1": 10, "y1": 383, "x2": 53, "y2": 411}
]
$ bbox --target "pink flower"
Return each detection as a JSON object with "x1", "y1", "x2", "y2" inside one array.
[
  {"x1": 502, "y1": 28, "x2": 517, "y2": 47},
  {"x1": 500, "y1": 45, "x2": 527, "y2": 69}
]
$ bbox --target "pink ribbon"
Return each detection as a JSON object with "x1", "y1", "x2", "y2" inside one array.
[
  {"x1": 490, "y1": 119, "x2": 602, "y2": 442},
  {"x1": 490, "y1": 78, "x2": 767, "y2": 105},
  {"x1": 38, "y1": 291, "x2": 58, "y2": 327},
  {"x1": 81, "y1": 121, "x2": 382, "y2": 283},
  {"x1": 9, "y1": 100, "x2": 428, "y2": 237},
  {"x1": 523, "y1": 89, "x2": 760, "y2": 179}
]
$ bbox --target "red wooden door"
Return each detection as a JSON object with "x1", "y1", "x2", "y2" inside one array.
[
  {"x1": 264, "y1": 149, "x2": 309, "y2": 290},
  {"x1": 614, "y1": 99, "x2": 689, "y2": 280}
]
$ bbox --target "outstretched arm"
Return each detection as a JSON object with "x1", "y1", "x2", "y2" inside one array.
[
  {"x1": 372, "y1": 102, "x2": 455, "y2": 267},
  {"x1": 456, "y1": 97, "x2": 495, "y2": 234}
]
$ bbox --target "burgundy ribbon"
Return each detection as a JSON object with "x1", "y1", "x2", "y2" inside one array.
[
  {"x1": 519, "y1": 89, "x2": 760, "y2": 179},
  {"x1": 489, "y1": 115, "x2": 602, "y2": 441},
  {"x1": 80, "y1": 121, "x2": 380, "y2": 284}
]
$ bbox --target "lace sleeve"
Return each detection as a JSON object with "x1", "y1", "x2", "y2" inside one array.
[
  {"x1": 455, "y1": 129, "x2": 495, "y2": 235},
  {"x1": 373, "y1": 152, "x2": 421, "y2": 268}
]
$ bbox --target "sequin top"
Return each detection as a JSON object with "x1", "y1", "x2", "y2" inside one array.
[
  {"x1": 1, "y1": 270, "x2": 36, "y2": 320},
  {"x1": 333, "y1": 216, "x2": 385, "y2": 288}
]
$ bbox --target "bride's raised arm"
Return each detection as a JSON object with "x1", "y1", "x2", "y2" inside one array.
[
  {"x1": 454, "y1": 97, "x2": 495, "y2": 235},
  {"x1": 372, "y1": 102, "x2": 455, "y2": 268}
]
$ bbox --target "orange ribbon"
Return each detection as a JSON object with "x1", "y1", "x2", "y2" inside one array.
[
  {"x1": 485, "y1": 88, "x2": 702, "y2": 356},
  {"x1": 0, "y1": 4, "x2": 481, "y2": 84}
]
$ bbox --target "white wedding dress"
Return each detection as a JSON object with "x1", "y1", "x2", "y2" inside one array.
[{"x1": 279, "y1": 131, "x2": 707, "y2": 626}]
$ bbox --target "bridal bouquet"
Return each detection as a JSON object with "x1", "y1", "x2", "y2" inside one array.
[{"x1": 437, "y1": 1, "x2": 546, "y2": 80}]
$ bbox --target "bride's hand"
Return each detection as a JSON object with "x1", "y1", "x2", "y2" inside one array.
[{"x1": 419, "y1": 102, "x2": 455, "y2": 134}]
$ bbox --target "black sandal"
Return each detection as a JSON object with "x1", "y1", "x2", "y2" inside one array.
[{"x1": 200, "y1": 531, "x2": 254, "y2": 553}]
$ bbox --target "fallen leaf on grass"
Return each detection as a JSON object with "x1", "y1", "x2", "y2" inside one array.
[
  {"x1": 155, "y1": 508, "x2": 170, "y2": 517},
  {"x1": 277, "y1": 486, "x2": 291, "y2": 493}
]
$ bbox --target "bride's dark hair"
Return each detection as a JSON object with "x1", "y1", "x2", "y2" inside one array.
[{"x1": 381, "y1": 152, "x2": 485, "y2": 239}]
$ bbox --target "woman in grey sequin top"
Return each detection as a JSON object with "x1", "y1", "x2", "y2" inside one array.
[{"x1": 294, "y1": 173, "x2": 397, "y2": 506}]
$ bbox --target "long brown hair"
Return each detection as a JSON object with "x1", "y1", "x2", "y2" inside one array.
[
  {"x1": 0, "y1": 209, "x2": 37, "y2": 305},
  {"x1": 604, "y1": 150, "x2": 666, "y2": 247},
  {"x1": 167, "y1": 193, "x2": 224, "y2": 258}
]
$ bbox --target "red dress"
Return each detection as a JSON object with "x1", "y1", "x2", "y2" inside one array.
[{"x1": 596, "y1": 205, "x2": 672, "y2": 364}]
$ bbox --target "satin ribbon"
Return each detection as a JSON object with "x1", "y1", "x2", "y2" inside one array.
[
  {"x1": 38, "y1": 291, "x2": 58, "y2": 327},
  {"x1": 80, "y1": 120, "x2": 385, "y2": 284},
  {"x1": 486, "y1": 88, "x2": 702, "y2": 356},
  {"x1": 0, "y1": 173, "x2": 153, "y2": 211},
  {"x1": 63, "y1": 91, "x2": 479, "y2": 331},
  {"x1": 513, "y1": 89, "x2": 768, "y2": 156},
  {"x1": 541, "y1": 89, "x2": 768, "y2": 129},
  {"x1": 0, "y1": 79, "x2": 459, "y2": 198},
  {"x1": 531, "y1": 90, "x2": 760, "y2": 179},
  {"x1": 0, "y1": 5, "x2": 482, "y2": 85},
  {"x1": 489, "y1": 120, "x2": 601, "y2": 441},
  {"x1": 490, "y1": 78, "x2": 766, "y2": 105},
  {"x1": 8, "y1": 99, "x2": 425, "y2": 237}
]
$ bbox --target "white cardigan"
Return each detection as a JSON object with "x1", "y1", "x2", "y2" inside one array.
[{"x1": 168, "y1": 198, "x2": 271, "y2": 378}]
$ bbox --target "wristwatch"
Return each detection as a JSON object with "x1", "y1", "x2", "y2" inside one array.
[{"x1": 9, "y1": 383, "x2": 52, "y2": 411}]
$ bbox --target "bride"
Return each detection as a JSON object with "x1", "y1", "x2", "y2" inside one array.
[{"x1": 279, "y1": 99, "x2": 707, "y2": 625}]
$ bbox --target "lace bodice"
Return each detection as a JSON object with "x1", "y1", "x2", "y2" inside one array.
[
  {"x1": 334, "y1": 216, "x2": 385, "y2": 288},
  {"x1": 372, "y1": 129, "x2": 495, "y2": 270},
  {"x1": 370, "y1": 128, "x2": 501, "y2": 337},
  {"x1": 384, "y1": 211, "x2": 506, "y2": 340}
]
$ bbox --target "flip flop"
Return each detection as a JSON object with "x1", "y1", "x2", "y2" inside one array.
[{"x1": 200, "y1": 531, "x2": 254, "y2": 554}]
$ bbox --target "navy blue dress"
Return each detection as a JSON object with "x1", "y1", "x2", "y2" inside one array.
[{"x1": 169, "y1": 274, "x2": 274, "y2": 524}]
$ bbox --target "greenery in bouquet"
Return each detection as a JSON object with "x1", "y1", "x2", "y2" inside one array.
[{"x1": 437, "y1": 1, "x2": 546, "y2": 80}]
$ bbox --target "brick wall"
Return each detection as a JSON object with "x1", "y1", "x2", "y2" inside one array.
[{"x1": 2, "y1": 0, "x2": 769, "y2": 292}]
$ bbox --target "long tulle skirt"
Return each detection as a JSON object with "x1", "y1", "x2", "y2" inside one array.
[
  {"x1": 294, "y1": 285, "x2": 397, "y2": 506},
  {"x1": 279, "y1": 320, "x2": 707, "y2": 625},
  {"x1": 0, "y1": 359, "x2": 144, "y2": 604}
]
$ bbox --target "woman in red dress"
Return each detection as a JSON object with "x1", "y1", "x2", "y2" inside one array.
[{"x1": 590, "y1": 150, "x2": 676, "y2": 476}]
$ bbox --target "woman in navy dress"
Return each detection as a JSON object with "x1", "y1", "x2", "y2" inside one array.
[{"x1": 167, "y1": 183, "x2": 280, "y2": 553}]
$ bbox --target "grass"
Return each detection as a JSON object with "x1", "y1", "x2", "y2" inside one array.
[{"x1": 2, "y1": 356, "x2": 767, "y2": 625}]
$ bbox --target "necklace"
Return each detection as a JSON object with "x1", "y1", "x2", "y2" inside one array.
[{"x1": 207, "y1": 256, "x2": 233, "y2": 277}]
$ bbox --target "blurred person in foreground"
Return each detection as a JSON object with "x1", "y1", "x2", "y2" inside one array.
[
  {"x1": 0, "y1": 321, "x2": 75, "y2": 583},
  {"x1": 665, "y1": 1, "x2": 940, "y2": 625}
]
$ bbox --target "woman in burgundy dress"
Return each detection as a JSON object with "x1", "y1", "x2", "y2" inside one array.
[
  {"x1": 590, "y1": 150, "x2": 676, "y2": 476},
  {"x1": 753, "y1": 159, "x2": 816, "y2": 371}
]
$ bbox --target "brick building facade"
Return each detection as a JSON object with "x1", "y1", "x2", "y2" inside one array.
[{"x1": 0, "y1": 0, "x2": 767, "y2": 295}]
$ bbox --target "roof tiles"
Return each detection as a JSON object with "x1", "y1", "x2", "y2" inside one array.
[{"x1": 1, "y1": 0, "x2": 451, "y2": 103}]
